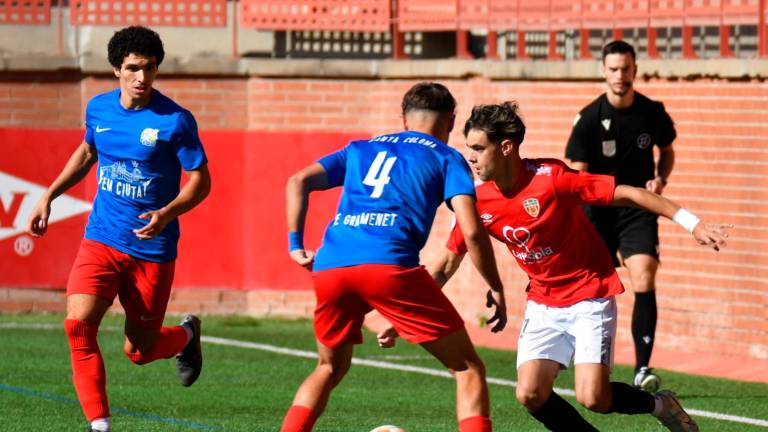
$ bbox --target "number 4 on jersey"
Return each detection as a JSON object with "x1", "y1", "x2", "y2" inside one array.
[{"x1": 363, "y1": 151, "x2": 397, "y2": 198}]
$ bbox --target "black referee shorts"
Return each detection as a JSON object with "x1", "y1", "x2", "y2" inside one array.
[{"x1": 583, "y1": 205, "x2": 660, "y2": 267}]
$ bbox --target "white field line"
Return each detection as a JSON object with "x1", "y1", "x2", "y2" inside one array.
[
  {"x1": 3, "y1": 323, "x2": 767, "y2": 428},
  {"x1": 203, "y1": 335, "x2": 767, "y2": 428}
]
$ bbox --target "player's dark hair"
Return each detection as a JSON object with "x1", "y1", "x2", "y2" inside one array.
[
  {"x1": 108, "y1": 25, "x2": 165, "y2": 68},
  {"x1": 401, "y1": 82, "x2": 456, "y2": 116},
  {"x1": 602, "y1": 40, "x2": 636, "y2": 63},
  {"x1": 463, "y1": 101, "x2": 526, "y2": 147}
]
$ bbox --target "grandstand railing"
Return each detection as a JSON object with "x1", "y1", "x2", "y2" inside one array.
[
  {"x1": 0, "y1": 0, "x2": 51, "y2": 25},
  {"x1": 69, "y1": 1, "x2": 227, "y2": 26},
  {"x1": 4, "y1": 0, "x2": 768, "y2": 59}
]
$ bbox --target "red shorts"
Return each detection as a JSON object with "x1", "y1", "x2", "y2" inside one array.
[
  {"x1": 312, "y1": 264, "x2": 464, "y2": 348},
  {"x1": 66, "y1": 239, "x2": 175, "y2": 330}
]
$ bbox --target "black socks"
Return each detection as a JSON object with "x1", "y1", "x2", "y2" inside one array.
[
  {"x1": 606, "y1": 382, "x2": 656, "y2": 414},
  {"x1": 531, "y1": 391, "x2": 599, "y2": 432},
  {"x1": 632, "y1": 291, "x2": 657, "y2": 370}
]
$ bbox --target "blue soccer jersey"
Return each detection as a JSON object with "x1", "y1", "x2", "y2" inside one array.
[
  {"x1": 312, "y1": 130, "x2": 475, "y2": 271},
  {"x1": 83, "y1": 89, "x2": 207, "y2": 262}
]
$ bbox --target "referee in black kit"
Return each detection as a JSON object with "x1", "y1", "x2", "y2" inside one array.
[{"x1": 565, "y1": 40, "x2": 676, "y2": 393}]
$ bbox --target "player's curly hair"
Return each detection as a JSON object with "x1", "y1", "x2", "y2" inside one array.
[
  {"x1": 401, "y1": 82, "x2": 456, "y2": 116},
  {"x1": 463, "y1": 101, "x2": 526, "y2": 146},
  {"x1": 107, "y1": 26, "x2": 165, "y2": 68}
]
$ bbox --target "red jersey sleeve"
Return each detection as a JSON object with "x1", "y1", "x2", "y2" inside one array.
[
  {"x1": 553, "y1": 164, "x2": 615, "y2": 206},
  {"x1": 445, "y1": 219, "x2": 469, "y2": 255}
]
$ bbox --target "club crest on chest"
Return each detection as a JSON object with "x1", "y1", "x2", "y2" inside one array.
[
  {"x1": 523, "y1": 198, "x2": 540, "y2": 218},
  {"x1": 602, "y1": 140, "x2": 616, "y2": 157}
]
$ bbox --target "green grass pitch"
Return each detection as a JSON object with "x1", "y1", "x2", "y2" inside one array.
[{"x1": 1, "y1": 313, "x2": 766, "y2": 431}]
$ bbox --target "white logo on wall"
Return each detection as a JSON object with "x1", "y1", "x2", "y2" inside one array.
[
  {"x1": 0, "y1": 171, "x2": 92, "y2": 243},
  {"x1": 140, "y1": 128, "x2": 159, "y2": 147},
  {"x1": 637, "y1": 133, "x2": 652, "y2": 149},
  {"x1": 14, "y1": 235, "x2": 33, "y2": 256}
]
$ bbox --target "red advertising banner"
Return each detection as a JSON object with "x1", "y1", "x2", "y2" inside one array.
[{"x1": 0, "y1": 128, "x2": 365, "y2": 292}]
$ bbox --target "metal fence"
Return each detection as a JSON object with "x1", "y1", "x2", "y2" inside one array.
[{"x1": 3, "y1": 0, "x2": 766, "y2": 59}]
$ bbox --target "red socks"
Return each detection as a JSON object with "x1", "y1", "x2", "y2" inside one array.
[
  {"x1": 65, "y1": 320, "x2": 188, "y2": 421},
  {"x1": 281, "y1": 405, "x2": 319, "y2": 432},
  {"x1": 64, "y1": 319, "x2": 110, "y2": 421},
  {"x1": 124, "y1": 325, "x2": 188, "y2": 365},
  {"x1": 459, "y1": 415, "x2": 492, "y2": 432}
]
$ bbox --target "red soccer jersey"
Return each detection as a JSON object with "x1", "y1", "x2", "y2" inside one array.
[{"x1": 447, "y1": 158, "x2": 625, "y2": 307}]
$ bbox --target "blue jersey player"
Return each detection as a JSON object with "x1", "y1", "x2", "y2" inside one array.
[
  {"x1": 26, "y1": 26, "x2": 210, "y2": 432},
  {"x1": 281, "y1": 82, "x2": 507, "y2": 432}
]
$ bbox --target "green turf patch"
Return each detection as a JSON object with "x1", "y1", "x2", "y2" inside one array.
[{"x1": 1, "y1": 313, "x2": 766, "y2": 431}]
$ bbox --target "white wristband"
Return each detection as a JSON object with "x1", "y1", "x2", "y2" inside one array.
[{"x1": 672, "y1": 208, "x2": 700, "y2": 233}]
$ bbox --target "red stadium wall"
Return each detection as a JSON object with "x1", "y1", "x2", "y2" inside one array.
[{"x1": 1, "y1": 76, "x2": 766, "y2": 380}]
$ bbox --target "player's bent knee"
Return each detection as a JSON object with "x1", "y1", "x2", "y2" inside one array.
[
  {"x1": 466, "y1": 358, "x2": 487, "y2": 378},
  {"x1": 316, "y1": 361, "x2": 350, "y2": 385},
  {"x1": 631, "y1": 274, "x2": 655, "y2": 291},
  {"x1": 516, "y1": 387, "x2": 547, "y2": 411},
  {"x1": 576, "y1": 392, "x2": 610, "y2": 413},
  {"x1": 470, "y1": 357, "x2": 486, "y2": 375},
  {"x1": 64, "y1": 319, "x2": 99, "y2": 351}
]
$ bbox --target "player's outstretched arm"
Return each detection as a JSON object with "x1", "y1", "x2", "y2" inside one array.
[
  {"x1": 27, "y1": 140, "x2": 97, "y2": 237},
  {"x1": 612, "y1": 185, "x2": 731, "y2": 251},
  {"x1": 450, "y1": 194, "x2": 507, "y2": 332},
  {"x1": 134, "y1": 164, "x2": 211, "y2": 240},
  {"x1": 285, "y1": 162, "x2": 330, "y2": 270}
]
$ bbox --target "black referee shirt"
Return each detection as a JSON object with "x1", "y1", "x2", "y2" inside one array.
[{"x1": 565, "y1": 92, "x2": 676, "y2": 187}]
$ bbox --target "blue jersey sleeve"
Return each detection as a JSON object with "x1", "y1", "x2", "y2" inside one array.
[
  {"x1": 83, "y1": 104, "x2": 95, "y2": 146},
  {"x1": 443, "y1": 150, "x2": 475, "y2": 209},
  {"x1": 317, "y1": 146, "x2": 348, "y2": 188},
  {"x1": 173, "y1": 111, "x2": 207, "y2": 171}
]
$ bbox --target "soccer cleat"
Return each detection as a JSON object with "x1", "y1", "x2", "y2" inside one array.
[
  {"x1": 87, "y1": 428, "x2": 108, "y2": 432},
  {"x1": 176, "y1": 314, "x2": 203, "y2": 387},
  {"x1": 653, "y1": 390, "x2": 699, "y2": 432},
  {"x1": 634, "y1": 366, "x2": 661, "y2": 393}
]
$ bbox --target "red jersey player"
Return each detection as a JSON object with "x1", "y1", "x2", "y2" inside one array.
[{"x1": 414, "y1": 102, "x2": 728, "y2": 432}]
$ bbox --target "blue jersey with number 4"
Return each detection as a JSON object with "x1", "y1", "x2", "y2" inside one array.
[
  {"x1": 83, "y1": 89, "x2": 207, "y2": 262},
  {"x1": 313, "y1": 130, "x2": 475, "y2": 271}
]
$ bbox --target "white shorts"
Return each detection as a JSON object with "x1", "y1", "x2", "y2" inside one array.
[{"x1": 516, "y1": 297, "x2": 617, "y2": 370}]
